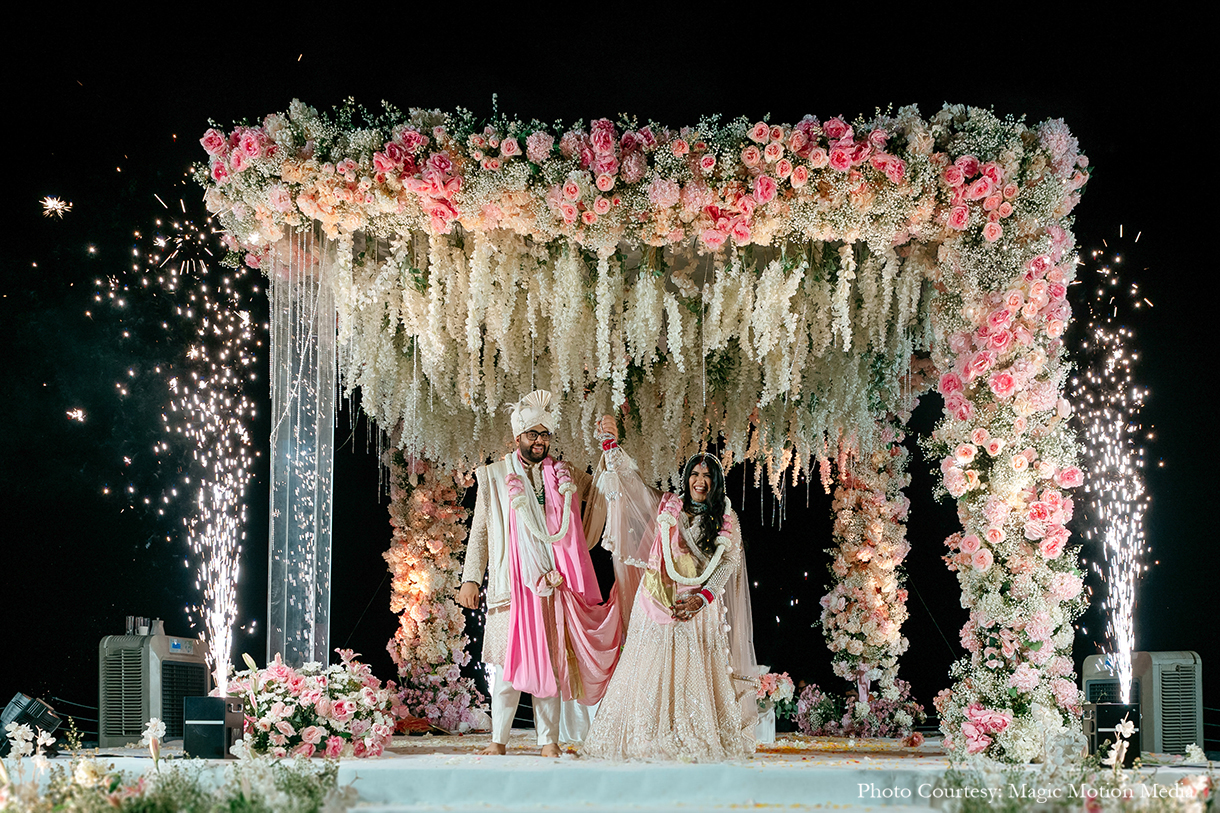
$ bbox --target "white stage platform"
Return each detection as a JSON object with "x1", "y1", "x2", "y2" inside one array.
[{"x1": 31, "y1": 731, "x2": 1210, "y2": 812}]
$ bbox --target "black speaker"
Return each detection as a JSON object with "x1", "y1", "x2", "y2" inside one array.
[
  {"x1": 183, "y1": 696, "x2": 244, "y2": 759},
  {"x1": 0, "y1": 694, "x2": 61, "y2": 757},
  {"x1": 1083, "y1": 702, "x2": 1141, "y2": 768}
]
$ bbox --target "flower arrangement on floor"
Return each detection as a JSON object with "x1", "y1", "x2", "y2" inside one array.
[
  {"x1": 226, "y1": 650, "x2": 403, "y2": 758},
  {"x1": 757, "y1": 671, "x2": 797, "y2": 721},
  {"x1": 795, "y1": 679, "x2": 926, "y2": 740},
  {"x1": 818, "y1": 414, "x2": 916, "y2": 709},
  {"x1": 384, "y1": 450, "x2": 485, "y2": 732}
]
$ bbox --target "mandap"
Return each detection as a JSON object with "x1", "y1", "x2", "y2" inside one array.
[{"x1": 197, "y1": 100, "x2": 1090, "y2": 763}]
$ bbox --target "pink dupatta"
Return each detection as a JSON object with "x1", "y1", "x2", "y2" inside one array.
[{"x1": 504, "y1": 456, "x2": 621, "y2": 703}]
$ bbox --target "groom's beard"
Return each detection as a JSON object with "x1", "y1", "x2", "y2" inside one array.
[{"x1": 519, "y1": 440, "x2": 549, "y2": 464}]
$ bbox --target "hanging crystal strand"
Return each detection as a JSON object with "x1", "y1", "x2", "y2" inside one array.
[{"x1": 267, "y1": 224, "x2": 337, "y2": 667}]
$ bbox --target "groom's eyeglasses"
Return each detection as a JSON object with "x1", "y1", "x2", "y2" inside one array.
[{"x1": 523, "y1": 431, "x2": 552, "y2": 442}]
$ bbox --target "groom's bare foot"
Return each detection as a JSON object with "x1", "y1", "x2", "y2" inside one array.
[
  {"x1": 540, "y1": 743, "x2": 561, "y2": 758},
  {"x1": 480, "y1": 742, "x2": 507, "y2": 755}
]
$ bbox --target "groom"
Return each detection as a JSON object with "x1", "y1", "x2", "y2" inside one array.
[{"x1": 458, "y1": 390, "x2": 620, "y2": 756}]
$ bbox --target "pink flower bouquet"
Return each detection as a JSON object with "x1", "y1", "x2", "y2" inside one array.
[{"x1": 225, "y1": 649, "x2": 406, "y2": 758}]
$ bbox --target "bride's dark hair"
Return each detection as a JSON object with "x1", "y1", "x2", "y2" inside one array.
[{"x1": 680, "y1": 453, "x2": 726, "y2": 558}]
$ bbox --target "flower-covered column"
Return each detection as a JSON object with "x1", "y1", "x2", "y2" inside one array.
[
  {"x1": 819, "y1": 419, "x2": 914, "y2": 713},
  {"x1": 383, "y1": 452, "x2": 484, "y2": 731},
  {"x1": 926, "y1": 120, "x2": 1090, "y2": 763}
]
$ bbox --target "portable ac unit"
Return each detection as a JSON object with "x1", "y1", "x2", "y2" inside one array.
[
  {"x1": 98, "y1": 622, "x2": 210, "y2": 747},
  {"x1": 1081, "y1": 651, "x2": 1203, "y2": 755}
]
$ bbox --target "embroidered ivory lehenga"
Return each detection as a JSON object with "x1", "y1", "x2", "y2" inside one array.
[{"x1": 580, "y1": 450, "x2": 757, "y2": 762}]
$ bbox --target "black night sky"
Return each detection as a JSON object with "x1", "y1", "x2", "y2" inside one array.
[{"x1": 2, "y1": 13, "x2": 1213, "y2": 745}]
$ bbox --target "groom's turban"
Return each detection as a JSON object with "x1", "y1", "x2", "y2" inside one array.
[{"x1": 510, "y1": 389, "x2": 556, "y2": 437}]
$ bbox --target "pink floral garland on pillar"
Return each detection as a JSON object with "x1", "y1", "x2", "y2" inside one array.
[
  {"x1": 926, "y1": 127, "x2": 1090, "y2": 763},
  {"x1": 383, "y1": 452, "x2": 485, "y2": 732},
  {"x1": 819, "y1": 417, "x2": 914, "y2": 716}
]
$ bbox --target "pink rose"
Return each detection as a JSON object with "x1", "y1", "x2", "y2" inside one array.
[
  {"x1": 947, "y1": 205, "x2": 969, "y2": 230},
  {"x1": 962, "y1": 722, "x2": 992, "y2": 754},
  {"x1": 942, "y1": 165, "x2": 965, "y2": 187},
  {"x1": 749, "y1": 121, "x2": 770, "y2": 143},
  {"x1": 701, "y1": 229, "x2": 728, "y2": 250},
  {"x1": 562, "y1": 180, "x2": 581, "y2": 201},
  {"x1": 983, "y1": 221, "x2": 1003, "y2": 242},
  {"x1": 595, "y1": 173, "x2": 615, "y2": 192},
  {"x1": 972, "y1": 549, "x2": 994, "y2": 572},
  {"x1": 823, "y1": 117, "x2": 851, "y2": 141},
  {"x1": 965, "y1": 350, "x2": 996, "y2": 380},
  {"x1": 500, "y1": 137, "x2": 520, "y2": 157},
  {"x1": 989, "y1": 371, "x2": 1017, "y2": 399},
  {"x1": 764, "y1": 142, "x2": 784, "y2": 163},
  {"x1": 954, "y1": 444, "x2": 977, "y2": 466},
  {"x1": 753, "y1": 175, "x2": 778, "y2": 204},
  {"x1": 729, "y1": 218, "x2": 752, "y2": 245},
  {"x1": 1045, "y1": 319, "x2": 1065, "y2": 338},
  {"x1": 559, "y1": 201, "x2": 578, "y2": 224},
  {"x1": 325, "y1": 736, "x2": 344, "y2": 758},
  {"x1": 741, "y1": 145, "x2": 762, "y2": 167},
  {"x1": 828, "y1": 146, "x2": 852, "y2": 172},
  {"x1": 1053, "y1": 467, "x2": 1084, "y2": 488},
  {"x1": 790, "y1": 164, "x2": 809, "y2": 187},
  {"x1": 806, "y1": 147, "x2": 827, "y2": 168},
  {"x1": 292, "y1": 742, "x2": 316, "y2": 758},
  {"x1": 970, "y1": 427, "x2": 990, "y2": 445},
  {"x1": 593, "y1": 196, "x2": 611, "y2": 215},
  {"x1": 775, "y1": 158, "x2": 793, "y2": 178},
  {"x1": 276, "y1": 720, "x2": 296, "y2": 736},
  {"x1": 699, "y1": 153, "x2": 716, "y2": 173},
  {"x1": 300, "y1": 725, "x2": 324, "y2": 745},
  {"x1": 955, "y1": 155, "x2": 980, "y2": 177},
  {"x1": 581, "y1": 210, "x2": 597, "y2": 225},
  {"x1": 938, "y1": 372, "x2": 964, "y2": 397},
  {"x1": 1011, "y1": 454, "x2": 1028, "y2": 472},
  {"x1": 201, "y1": 128, "x2": 228, "y2": 156},
  {"x1": 985, "y1": 438, "x2": 1005, "y2": 456},
  {"x1": 1039, "y1": 525, "x2": 1069, "y2": 559},
  {"x1": 945, "y1": 392, "x2": 973, "y2": 422},
  {"x1": 590, "y1": 125, "x2": 616, "y2": 156},
  {"x1": 670, "y1": 139, "x2": 689, "y2": 157},
  {"x1": 985, "y1": 527, "x2": 1005, "y2": 545},
  {"x1": 591, "y1": 153, "x2": 619, "y2": 176},
  {"x1": 885, "y1": 157, "x2": 906, "y2": 184},
  {"x1": 943, "y1": 468, "x2": 968, "y2": 498},
  {"x1": 960, "y1": 534, "x2": 982, "y2": 554}
]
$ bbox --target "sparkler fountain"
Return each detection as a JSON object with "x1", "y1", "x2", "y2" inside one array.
[
  {"x1": 103, "y1": 200, "x2": 260, "y2": 695},
  {"x1": 1074, "y1": 227, "x2": 1152, "y2": 705}
]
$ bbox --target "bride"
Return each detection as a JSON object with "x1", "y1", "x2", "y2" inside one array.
[{"x1": 580, "y1": 416, "x2": 757, "y2": 761}]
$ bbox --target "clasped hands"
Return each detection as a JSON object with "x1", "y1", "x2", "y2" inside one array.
[{"x1": 672, "y1": 591, "x2": 706, "y2": 622}]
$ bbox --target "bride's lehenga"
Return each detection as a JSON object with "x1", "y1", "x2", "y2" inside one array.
[{"x1": 581, "y1": 454, "x2": 757, "y2": 762}]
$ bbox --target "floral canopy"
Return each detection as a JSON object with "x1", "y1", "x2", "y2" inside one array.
[{"x1": 200, "y1": 99, "x2": 1089, "y2": 763}]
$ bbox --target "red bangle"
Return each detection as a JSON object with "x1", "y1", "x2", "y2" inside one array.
[
  {"x1": 601, "y1": 438, "x2": 619, "y2": 451},
  {"x1": 698, "y1": 588, "x2": 715, "y2": 605}
]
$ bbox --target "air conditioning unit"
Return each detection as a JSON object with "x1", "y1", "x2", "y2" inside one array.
[
  {"x1": 98, "y1": 621, "x2": 210, "y2": 747},
  {"x1": 1081, "y1": 651, "x2": 1203, "y2": 755}
]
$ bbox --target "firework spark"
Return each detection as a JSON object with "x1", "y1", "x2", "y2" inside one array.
[
  {"x1": 41, "y1": 196, "x2": 73, "y2": 218},
  {"x1": 1073, "y1": 227, "x2": 1151, "y2": 704},
  {"x1": 66, "y1": 408, "x2": 86, "y2": 422},
  {"x1": 99, "y1": 197, "x2": 260, "y2": 695}
]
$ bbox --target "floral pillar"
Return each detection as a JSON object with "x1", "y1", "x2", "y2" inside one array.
[
  {"x1": 819, "y1": 418, "x2": 914, "y2": 712},
  {"x1": 383, "y1": 452, "x2": 484, "y2": 731},
  {"x1": 927, "y1": 123, "x2": 1090, "y2": 763}
]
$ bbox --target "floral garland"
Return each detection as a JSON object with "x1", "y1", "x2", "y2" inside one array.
[
  {"x1": 818, "y1": 416, "x2": 915, "y2": 709},
  {"x1": 197, "y1": 102, "x2": 1087, "y2": 497},
  {"x1": 924, "y1": 221, "x2": 1089, "y2": 760},
  {"x1": 226, "y1": 650, "x2": 403, "y2": 758},
  {"x1": 655, "y1": 492, "x2": 730, "y2": 586},
  {"x1": 383, "y1": 451, "x2": 485, "y2": 732}
]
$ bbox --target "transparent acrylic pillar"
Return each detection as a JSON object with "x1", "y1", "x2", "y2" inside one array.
[{"x1": 267, "y1": 226, "x2": 337, "y2": 667}]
